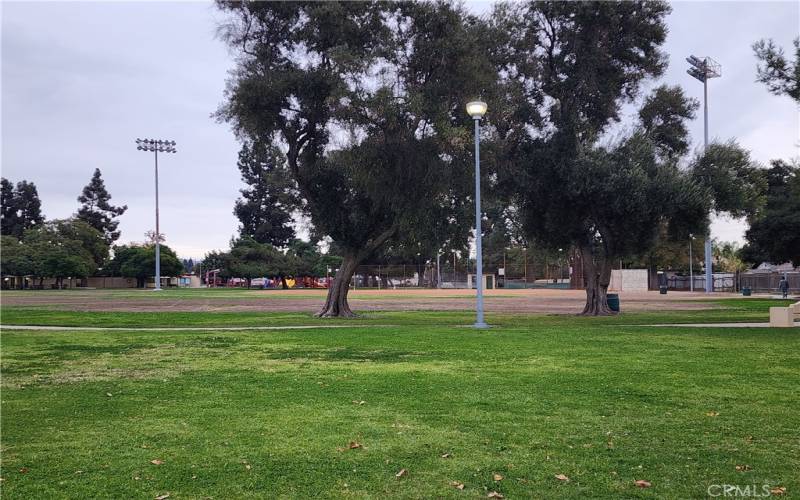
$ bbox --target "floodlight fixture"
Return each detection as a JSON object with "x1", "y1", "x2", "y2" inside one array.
[{"x1": 466, "y1": 101, "x2": 488, "y2": 120}]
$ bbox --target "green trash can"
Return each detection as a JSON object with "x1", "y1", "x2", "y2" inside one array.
[
  {"x1": 742, "y1": 287, "x2": 751, "y2": 296},
  {"x1": 607, "y1": 293, "x2": 620, "y2": 312},
  {"x1": 659, "y1": 286, "x2": 668, "y2": 295}
]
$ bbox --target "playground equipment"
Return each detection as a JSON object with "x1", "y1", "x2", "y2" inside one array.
[{"x1": 205, "y1": 269, "x2": 221, "y2": 287}]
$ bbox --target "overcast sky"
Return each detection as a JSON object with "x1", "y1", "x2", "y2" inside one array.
[{"x1": 2, "y1": 1, "x2": 798, "y2": 259}]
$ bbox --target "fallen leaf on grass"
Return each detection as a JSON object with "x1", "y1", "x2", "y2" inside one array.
[
  {"x1": 155, "y1": 494, "x2": 170, "y2": 500},
  {"x1": 705, "y1": 411, "x2": 719, "y2": 417},
  {"x1": 395, "y1": 468, "x2": 408, "y2": 478},
  {"x1": 19, "y1": 468, "x2": 29, "y2": 474},
  {"x1": 634, "y1": 480, "x2": 652, "y2": 488},
  {"x1": 770, "y1": 486, "x2": 786, "y2": 496},
  {"x1": 150, "y1": 459, "x2": 164, "y2": 465},
  {"x1": 351, "y1": 400, "x2": 365, "y2": 405},
  {"x1": 106, "y1": 393, "x2": 113, "y2": 397},
  {"x1": 348, "y1": 441, "x2": 362, "y2": 449},
  {"x1": 493, "y1": 473, "x2": 504, "y2": 481},
  {"x1": 245, "y1": 464, "x2": 252, "y2": 470},
  {"x1": 450, "y1": 481, "x2": 465, "y2": 490},
  {"x1": 441, "y1": 453, "x2": 452, "y2": 459},
  {"x1": 735, "y1": 464, "x2": 751, "y2": 472},
  {"x1": 487, "y1": 492, "x2": 504, "y2": 499},
  {"x1": 555, "y1": 474, "x2": 570, "y2": 482}
]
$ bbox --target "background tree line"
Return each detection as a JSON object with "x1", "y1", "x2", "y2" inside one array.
[{"x1": 1, "y1": 169, "x2": 183, "y2": 288}]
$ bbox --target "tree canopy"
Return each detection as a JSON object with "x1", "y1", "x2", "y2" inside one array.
[
  {"x1": 753, "y1": 37, "x2": 800, "y2": 102},
  {"x1": 1, "y1": 178, "x2": 44, "y2": 240},
  {"x1": 76, "y1": 168, "x2": 128, "y2": 245},
  {"x1": 486, "y1": 1, "x2": 765, "y2": 314},
  {"x1": 217, "y1": 1, "x2": 490, "y2": 316},
  {"x1": 1, "y1": 218, "x2": 105, "y2": 288},
  {"x1": 106, "y1": 244, "x2": 183, "y2": 288},
  {"x1": 224, "y1": 238, "x2": 289, "y2": 286},
  {"x1": 233, "y1": 142, "x2": 297, "y2": 247},
  {"x1": 743, "y1": 160, "x2": 800, "y2": 266}
]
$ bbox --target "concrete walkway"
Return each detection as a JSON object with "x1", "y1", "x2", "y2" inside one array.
[
  {"x1": 640, "y1": 322, "x2": 799, "y2": 328},
  {"x1": 0, "y1": 324, "x2": 386, "y2": 332}
]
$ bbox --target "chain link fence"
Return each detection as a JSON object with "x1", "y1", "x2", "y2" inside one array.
[{"x1": 740, "y1": 272, "x2": 799, "y2": 293}]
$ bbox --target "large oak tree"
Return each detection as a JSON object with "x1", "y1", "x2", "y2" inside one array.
[
  {"x1": 216, "y1": 1, "x2": 489, "y2": 316},
  {"x1": 490, "y1": 1, "x2": 763, "y2": 315}
]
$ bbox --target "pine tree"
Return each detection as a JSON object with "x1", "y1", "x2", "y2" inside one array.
[
  {"x1": 1, "y1": 178, "x2": 44, "y2": 239},
  {"x1": 0, "y1": 178, "x2": 16, "y2": 237},
  {"x1": 233, "y1": 142, "x2": 297, "y2": 248},
  {"x1": 76, "y1": 168, "x2": 127, "y2": 245}
]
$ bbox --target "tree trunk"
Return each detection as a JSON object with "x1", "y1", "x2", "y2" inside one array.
[
  {"x1": 316, "y1": 254, "x2": 359, "y2": 318},
  {"x1": 280, "y1": 276, "x2": 289, "y2": 290},
  {"x1": 579, "y1": 244, "x2": 615, "y2": 316},
  {"x1": 315, "y1": 227, "x2": 397, "y2": 318}
]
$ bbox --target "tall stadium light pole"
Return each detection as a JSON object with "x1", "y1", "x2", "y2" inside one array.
[
  {"x1": 687, "y1": 55, "x2": 721, "y2": 294},
  {"x1": 136, "y1": 138, "x2": 177, "y2": 291},
  {"x1": 467, "y1": 101, "x2": 488, "y2": 329}
]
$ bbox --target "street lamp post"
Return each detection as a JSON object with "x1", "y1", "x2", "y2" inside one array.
[
  {"x1": 466, "y1": 100, "x2": 488, "y2": 329},
  {"x1": 523, "y1": 247, "x2": 528, "y2": 286},
  {"x1": 687, "y1": 55, "x2": 721, "y2": 293},
  {"x1": 502, "y1": 249, "x2": 507, "y2": 289},
  {"x1": 136, "y1": 138, "x2": 177, "y2": 291},
  {"x1": 453, "y1": 250, "x2": 457, "y2": 284}
]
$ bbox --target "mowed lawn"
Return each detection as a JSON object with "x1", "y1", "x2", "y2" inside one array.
[{"x1": 1, "y1": 299, "x2": 798, "y2": 498}]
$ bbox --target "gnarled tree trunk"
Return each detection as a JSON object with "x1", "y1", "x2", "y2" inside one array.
[
  {"x1": 316, "y1": 254, "x2": 359, "y2": 318},
  {"x1": 315, "y1": 227, "x2": 397, "y2": 318},
  {"x1": 579, "y1": 243, "x2": 615, "y2": 316}
]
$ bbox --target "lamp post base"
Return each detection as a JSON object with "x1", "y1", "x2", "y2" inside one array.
[{"x1": 473, "y1": 322, "x2": 490, "y2": 329}]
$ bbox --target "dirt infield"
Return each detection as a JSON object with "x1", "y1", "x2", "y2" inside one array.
[{"x1": 1, "y1": 288, "x2": 732, "y2": 314}]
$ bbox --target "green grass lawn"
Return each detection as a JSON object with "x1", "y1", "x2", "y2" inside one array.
[{"x1": 1, "y1": 301, "x2": 798, "y2": 498}]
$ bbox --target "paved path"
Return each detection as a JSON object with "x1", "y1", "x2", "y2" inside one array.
[
  {"x1": 0, "y1": 324, "x2": 386, "y2": 332},
  {"x1": 640, "y1": 322, "x2": 799, "y2": 328}
]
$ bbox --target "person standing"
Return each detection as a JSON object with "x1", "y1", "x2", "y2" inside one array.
[{"x1": 778, "y1": 275, "x2": 789, "y2": 299}]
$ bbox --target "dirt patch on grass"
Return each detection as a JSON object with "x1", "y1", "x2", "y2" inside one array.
[
  {"x1": 2, "y1": 344, "x2": 188, "y2": 388},
  {"x1": 1, "y1": 289, "x2": 725, "y2": 314}
]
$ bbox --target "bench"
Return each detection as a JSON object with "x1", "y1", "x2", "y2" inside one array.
[{"x1": 769, "y1": 302, "x2": 800, "y2": 327}]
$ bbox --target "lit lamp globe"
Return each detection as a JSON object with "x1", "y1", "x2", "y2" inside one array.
[{"x1": 466, "y1": 101, "x2": 487, "y2": 119}]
